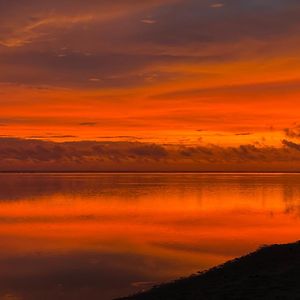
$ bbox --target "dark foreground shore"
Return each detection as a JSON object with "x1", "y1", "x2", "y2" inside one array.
[{"x1": 118, "y1": 241, "x2": 300, "y2": 300}]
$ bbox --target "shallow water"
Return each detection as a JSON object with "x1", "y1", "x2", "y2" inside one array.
[{"x1": 0, "y1": 173, "x2": 299, "y2": 299}]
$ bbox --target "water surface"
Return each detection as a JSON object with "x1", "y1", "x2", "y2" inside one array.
[{"x1": 0, "y1": 173, "x2": 299, "y2": 299}]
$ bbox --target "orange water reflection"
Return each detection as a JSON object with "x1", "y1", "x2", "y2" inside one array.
[{"x1": 0, "y1": 173, "x2": 299, "y2": 299}]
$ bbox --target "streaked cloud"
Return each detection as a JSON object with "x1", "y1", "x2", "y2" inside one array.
[
  {"x1": 79, "y1": 122, "x2": 98, "y2": 126},
  {"x1": 141, "y1": 19, "x2": 157, "y2": 24},
  {"x1": 1, "y1": 0, "x2": 300, "y2": 88},
  {"x1": 210, "y1": 3, "x2": 224, "y2": 8},
  {"x1": 0, "y1": 0, "x2": 300, "y2": 165}
]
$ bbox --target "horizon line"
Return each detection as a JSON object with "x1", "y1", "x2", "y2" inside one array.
[{"x1": 1, "y1": 171, "x2": 300, "y2": 174}]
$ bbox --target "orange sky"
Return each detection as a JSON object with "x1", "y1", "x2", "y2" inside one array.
[{"x1": 1, "y1": 0, "x2": 300, "y2": 170}]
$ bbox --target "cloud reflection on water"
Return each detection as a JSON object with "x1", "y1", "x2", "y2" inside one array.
[{"x1": 0, "y1": 173, "x2": 299, "y2": 299}]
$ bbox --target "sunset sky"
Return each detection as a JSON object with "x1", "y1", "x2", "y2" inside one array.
[{"x1": 1, "y1": 0, "x2": 300, "y2": 171}]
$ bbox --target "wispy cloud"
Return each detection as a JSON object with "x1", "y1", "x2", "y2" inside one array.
[
  {"x1": 0, "y1": 0, "x2": 300, "y2": 153},
  {"x1": 210, "y1": 3, "x2": 224, "y2": 9}
]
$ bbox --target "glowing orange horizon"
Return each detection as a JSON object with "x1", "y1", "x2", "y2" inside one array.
[{"x1": 1, "y1": 1, "x2": 300, "y2": 171}]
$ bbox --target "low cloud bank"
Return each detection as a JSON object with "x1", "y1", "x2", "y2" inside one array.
[{"x1": 1, "y1": 137, "x2": 300, "y2": 171}]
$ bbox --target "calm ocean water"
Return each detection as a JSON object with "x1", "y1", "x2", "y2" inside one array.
[{"x1": 0, "y1": 173, "x2": 299, "y2": 299}]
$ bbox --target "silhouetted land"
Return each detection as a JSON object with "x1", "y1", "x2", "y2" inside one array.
[{"x1": 118, "y1": 241, "x2": 300, "y2": 300}]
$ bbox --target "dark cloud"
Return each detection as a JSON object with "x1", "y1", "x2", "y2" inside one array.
[
  {"x1": 128, "y1": 144, "x2": 168, "y2": 159},
  {"x1": 97, "y1": 136, "x2": 142, "y2": 140},
  {"x1": 282, "y1": 139, "x2": 300, "y2": 151},
  {"x1": 235, "y1": 133, "x2": 252, "y2": 136},
  {"x1": 0, "y1": 50, "x2": 218, "y2": 87},
  {"x1": 135, "y1": 0, "x2": 300, "y2": 46},
  {"x1": 1, "y1": 137, "x2": 300, "y2": 171},
  {"x1": 27, "y1": 136, "x2": 49, "y2": 139},
  {"x1": 152, "y1": 79, "x2": 300, "y2": 100},
  {"x1": 0, "y1": 138, "x2": 170, "y2": 170},
  {"x1": 0, "y1": 0, "x2": 299, "y2": 88},
  {"x1": 28, "y1": 135, "x2": 78, "y2": 139},
  {"x1": 50, "y1": 135, "x2": 78, "y2": 139},
  {"x1": 79, "y1": 122, "x2": 97, "y2": 126},
  {"x1": 284, "y1": 125, "x2": 300, "y2": 139}
]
